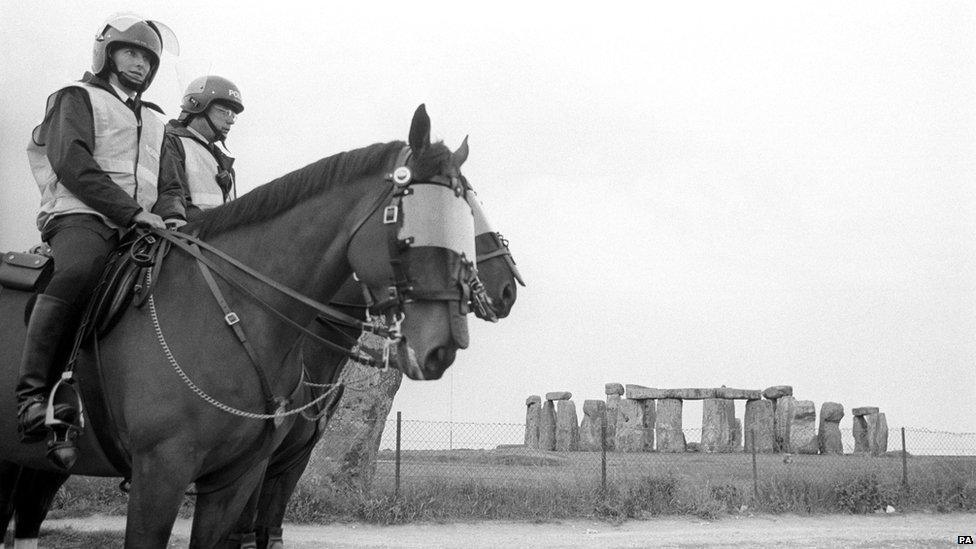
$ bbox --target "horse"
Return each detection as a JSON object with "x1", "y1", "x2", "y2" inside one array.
[
  {"x1": 241, "y1": 184, "x2": 523, "y2": 549},
  {"x1": 0, "y1": 105, "x2": 481, "y2": 548}
]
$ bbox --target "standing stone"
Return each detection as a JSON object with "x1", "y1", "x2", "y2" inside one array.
[
  {"x1": 701, "y1": 398, "x2": 732, "y2": 453},
  {"x1": 744, "y1": 399, "x2": 774, "y2": 453},
  {"x1": 313, "y1": 359, "x2": 403, "y2": 492},
  {"x1": 605, "y1": 383, "x2": 625, "y2": 396},
  {"x1": 732, "y1": 418, "x2": 743, "y2": 452},
  {"x1": 853, "y1": 415, "x2": 869, "y2": 454},
  {"x1": 773, "y1": 395, "x2": 796, "y2": 452},
  {"x1": 725, "y1": 400, "x2": 737, "y2": 451},
  {"x1": 873, "y1": 413, "x2": 889, "y2": 456},
  {"x1": 655, "y1": 398, "x2": 685, "y2": 452},
  {"x1": 818, "y1": 402, "x2": 844, "y2": 455},
  {"x1": 605, "y1": 393, "x2": 620, "y2": 451},
  {"x1": 614, "y1": 399, "x2": 645, "y2": 452},
  {"x1": 579, "y1": 400, "x2": 606, "y2": 451},
  {"x1": 539, "y1": 400, "x2": 557, "y2": 451},
  {"x1": 524, "y1": 396, "x2": 541, "y2": 449},
  {"x1": 641, "y1": 399, "x2": 656, "y2": 451},
  {"x1": 789, "y1": 400, "x2": 819, "y2": 454},
  {"x1": 555, "y1": 400, "x2": 580, "y2": 451}
]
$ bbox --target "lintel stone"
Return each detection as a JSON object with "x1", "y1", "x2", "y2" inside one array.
[
  {"x1": 762, "y1": 385, "x2": 793, "y2": 400},
  {"x1": 546, "y1": 391, "x2": 572, "y2": 401},
  {"x1": 605, "y1": 383, "x2": 624, "y2": 395},
  {"x1": 852, "y1": 406, "x2": 879, "y2": 416},
  {"x1": 627, "y1": 386, "x2": 717, "y2": 400},
  {"x1": 715, "y1": 387, "x2": 762, "y2": 400}
]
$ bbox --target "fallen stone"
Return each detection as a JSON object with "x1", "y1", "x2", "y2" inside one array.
[
  {"x1": 614, "y1": 399, "x2": 646, "y2": 452},
  {"x1": 578, "y1": 399, "x2": 606, "y2": 452},
  {"x1": 555, "y1": 400, "x2": 580, "y2": 451},
  {"x1": 790, "y1": 400, "x2": 819, "y2": 454},
  {"x1": 605, "y1": 383, "x2": 624, "y2": 396},
  {"x1": 525, "y1": 397, "x2": 541, "y2": 449},
  {"x1": 744, "y1": 399, "x2": 774, "y2": 453},
  {"x1": 852, "y1": 406, "x2": 879, "y2": 416},
  {"x1": 818, "y1": 402, "x2": 844, "y2": 455},
  {"x1": 715, "y1": 387, "x2": 762, "y2": 400},
  {"x1": 539, "y1": 400, "x2": 556, "y2": 451},
  {"x1": 546, "y1": 391, "x2": 572, "y2": 401},
  {"x1": 762, "y1": 385, "x2": 793, "y2": 400},
  {"x1": 701, "y1": 398, "x2": 733, "y2": 453},
  {"x1": 655, "y1": 398, "x2": 685, "y2": 453},
  {"x1": 773, "y1": 395, "x2": 796, "y2": 452},
  {"x1": 627, "y1": 386, "x2": 718, "y2": 400}
]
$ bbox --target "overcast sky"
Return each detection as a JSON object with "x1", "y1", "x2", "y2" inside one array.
[{"x1": 1, "y1": 1, "x2": 974, "y2": 434}]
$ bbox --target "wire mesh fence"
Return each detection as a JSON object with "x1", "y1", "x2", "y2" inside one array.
[{"x1": 355, "y1": 416, "x2": 976, "y2": 499}]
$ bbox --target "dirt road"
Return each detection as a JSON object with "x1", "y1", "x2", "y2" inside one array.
[{"x1": 44, "y1": 513, "x2": 974, "y2": 548}]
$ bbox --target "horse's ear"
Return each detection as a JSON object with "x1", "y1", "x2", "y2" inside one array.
[
  {"x1": 409, "y1": 104, "x2": 431, "y2": 153},
  {"x1": 452, "y1": 135, "x2": 469, "y2": 168}
]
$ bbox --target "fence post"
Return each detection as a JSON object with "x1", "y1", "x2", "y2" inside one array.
[
  {"x1": 751, "y1": 426, "x2": 758, "y2": 501},
  {"x1": 901, "y1": 427, "x2": 908, "y2": 491},
  {"x1": 601, "y1": 412, "x2": 607, "y2": 492},
  {"x1": 395, "y1": 411, "x2": 402, "y2": 499}
]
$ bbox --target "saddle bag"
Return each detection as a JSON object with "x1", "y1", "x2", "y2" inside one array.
[{"x1": 0, "y1": 251, "x2": 53, "y2": 291}]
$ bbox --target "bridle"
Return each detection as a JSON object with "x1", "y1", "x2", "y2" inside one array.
[{"x1": 350, "y1": 146, "x2": 479, "y2": 331}]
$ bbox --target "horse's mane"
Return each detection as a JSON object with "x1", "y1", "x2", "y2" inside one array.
[{"x1": 192, "y1": 140, "x2": 453, "y2": 238}]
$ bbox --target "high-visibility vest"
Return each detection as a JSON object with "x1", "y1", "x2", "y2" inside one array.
[
  {"x1": 178, "y1": 136, "x2": 225, "y2": 210},
  {"x1": 28, "y1": 82, "x2": 165, "y2": 230}
]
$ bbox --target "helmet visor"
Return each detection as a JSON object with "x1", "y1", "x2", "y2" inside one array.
[{"x1": 103, "y1": 13, "x2": 180, "y2": 55}]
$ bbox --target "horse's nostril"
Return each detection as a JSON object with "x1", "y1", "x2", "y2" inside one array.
[{"x1": 423, "y1": 346, "x2": 456, "y2": 379}]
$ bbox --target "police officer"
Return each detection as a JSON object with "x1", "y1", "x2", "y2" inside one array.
[
  {"x1": 18, "y1": 15, "x2": 178, "y2": 445},
  {"x1": 154, "y1": 75, "x2": 243, "y2": 224}
]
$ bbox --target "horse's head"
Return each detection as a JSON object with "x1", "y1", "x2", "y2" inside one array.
[
  {"x1": 464, "y1": 177, "x2": 524, "y2": 320},
  {"x1": 347, "y1": 105, "x2": 478, "y2": 380}
]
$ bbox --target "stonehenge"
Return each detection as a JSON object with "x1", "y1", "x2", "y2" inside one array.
[{"x1": 524, "y1": 385, "x2": 891, "y2": 458}]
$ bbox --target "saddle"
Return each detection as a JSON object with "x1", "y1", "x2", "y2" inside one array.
[{"x1": 0, "y1": 230, "x2": 169, "y2": 336}]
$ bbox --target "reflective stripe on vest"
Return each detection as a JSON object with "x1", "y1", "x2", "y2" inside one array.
[
  {"x1": 28, "y1": 82, "x2": 165, "y2": 230},
  {"x1": 178, "y1": 136, "x2": 224, "y2": 210}
]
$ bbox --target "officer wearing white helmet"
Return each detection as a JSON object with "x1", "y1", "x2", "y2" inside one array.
[
  {"x1": 154, "y1": 76, "x2": 243, "y2": 224},
  {"x1": 18, "y1": 14, "x2": 178, "y2": 452}
]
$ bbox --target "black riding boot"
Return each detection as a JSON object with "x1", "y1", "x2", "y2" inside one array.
[{"x1": 15, "y1": 294, "x2": 79, "y2": 443}]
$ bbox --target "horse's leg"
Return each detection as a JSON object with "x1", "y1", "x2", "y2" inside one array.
[
  {"x1": 11, "y1": 467, "x2": 68, "y2": 548},
  {"x1": 189, "y1": 459, "x2": 268, "y2": 549},
  {"x1": 125, "y1": 450, "x2": 196, "y2": 549},
  {"x1": 0, "y1": 461, "x2": 20, "y2": 549},
  {"x1": 254, "y1": 429, "x2": 320, "y2": 549}
]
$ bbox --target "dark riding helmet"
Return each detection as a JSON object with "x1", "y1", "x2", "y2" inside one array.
[
  {"x1": 179, "y1": 75, "x2": 244, "y2": 119},
  {"x1": 92, "y1": 14, "x2": 179, "y2": 89}
]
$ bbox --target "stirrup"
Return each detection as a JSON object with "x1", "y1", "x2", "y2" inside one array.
[{"x1": 46, "y1": 424, "x2": 80, "y2": 470}]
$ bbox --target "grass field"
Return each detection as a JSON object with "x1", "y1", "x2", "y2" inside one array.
[{"x1": 47, "y1": 446, "x2": 976, "y2": 525}]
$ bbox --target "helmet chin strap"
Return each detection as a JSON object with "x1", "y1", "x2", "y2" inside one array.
[{"x1": 202, "y1": 112, "x2": 229, "y2": 148}]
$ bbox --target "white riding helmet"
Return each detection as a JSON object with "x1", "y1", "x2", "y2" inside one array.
[{"x1": 92, "y1": 13, "x2": 179, "y2": 89}]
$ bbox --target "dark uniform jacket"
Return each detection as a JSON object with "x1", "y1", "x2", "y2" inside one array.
[{"x1": 153, "y1": 121, "x2": 236, "y2": 222}]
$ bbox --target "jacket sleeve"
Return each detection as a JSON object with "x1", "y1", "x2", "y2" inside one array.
[
  {"x1": 152, "y1": 132, "x2": 188, "y2": 221},
  {"x1": 41, "y1": 88, "x2": 144, "y2": 227}
]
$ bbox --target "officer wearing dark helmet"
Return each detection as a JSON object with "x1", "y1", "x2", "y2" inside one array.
[
  {"x1": 18, "y1": 14, "x2": 179, "y2": 448},
  {"x1": 154, "y1": 76, "x2": 244, "y2": 225}
]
